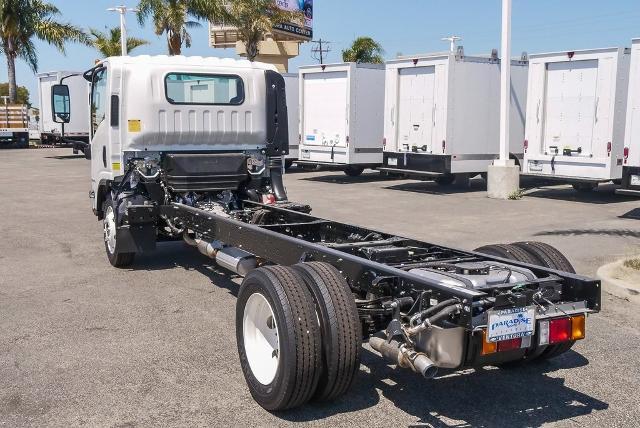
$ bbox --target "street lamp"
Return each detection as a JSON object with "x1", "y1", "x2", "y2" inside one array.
[{"x1": 107, "y1": 5, "x2": 139, "y2": 56}]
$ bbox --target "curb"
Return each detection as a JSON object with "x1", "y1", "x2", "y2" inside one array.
[{"x1": 597, "y1": 259, "x2": 640, "y2": 305}]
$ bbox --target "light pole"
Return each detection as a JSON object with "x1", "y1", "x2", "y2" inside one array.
[
  {"x1": 487, "y1": 0, "x2": 520, "y2": 199},
  {"x1": 107, "y1": 5, "x2": 138, "y2": 56}
]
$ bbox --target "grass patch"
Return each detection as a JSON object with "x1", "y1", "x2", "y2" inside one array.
[
  {"x1": 623, "y1": 258, "x2": 640, "y2": 270},
  {"x1": 508, "y1": 189, "x2": 524, "y2": 200}
]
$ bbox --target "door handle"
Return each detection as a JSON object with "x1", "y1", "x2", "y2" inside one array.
[{"x1": 594, "y1": 97, "x2": 599, "y2": 123}]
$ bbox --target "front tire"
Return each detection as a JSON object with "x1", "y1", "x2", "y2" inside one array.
[
  {"x1": 236, "y1": 266, "x2": 322, "y2": 411},
  {"x1": 102, "y1": 194, "x2": 135, "y2": 267}
]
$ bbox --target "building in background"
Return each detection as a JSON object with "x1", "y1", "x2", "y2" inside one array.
[{"x1": 209, "y1": 0, "x2": 313, "y2": 71}]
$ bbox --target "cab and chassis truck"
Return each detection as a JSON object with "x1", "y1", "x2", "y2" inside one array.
[{"x1": 51, "y1": 55, "x2": 601, "y2": 411}]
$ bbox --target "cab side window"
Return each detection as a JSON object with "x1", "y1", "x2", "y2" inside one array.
[{"x1": 91, "y1": 69, "x2": 108, "y2": 136}]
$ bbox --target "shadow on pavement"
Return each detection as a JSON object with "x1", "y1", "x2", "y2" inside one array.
[
  {"x1": 384, "y1": 179, "x2": 486, "y2": 195},
  {"x1": 44, "y1": 154, "x2": 85, "y2": 160},
  {"x1": 523, "y1": 184, "x2": 635, "y2": 205},
  {"x1": 619, "y1": 208, "x2": 640, "y2": 220},
  {"x1": 300, "y1": 171, "x2": 398, "y2": 184},
  {"x1": 282, "y1": 348, "x2": 607, "y2": 426},
  {"x1": 534, "y1": 228, "x2": 640, "y2": 238}
]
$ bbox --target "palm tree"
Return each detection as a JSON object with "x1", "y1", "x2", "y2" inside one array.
[
  {"x1": 221, "y1": 0, "x2": 303, "y2": 62},
  {"x1": 342, "y1": 37, "x2": 385, "y2": 64},
  {"x1": 90, "y1": 27, "x2": 149, "y2": 58},
  {"x1": 137, "y1": 0, "x2": 226, "y2": 55},
  {"x1": 0, "y1": 0, "x2": 89, "y2": 103}
]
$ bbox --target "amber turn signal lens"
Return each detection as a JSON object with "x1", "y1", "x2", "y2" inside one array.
[
  {"x1": 481, "y1": 329, "x2": 497, "y2": 355},
  {"x1": 571, "y1": 315, "x2": 586, "y2": 340}
]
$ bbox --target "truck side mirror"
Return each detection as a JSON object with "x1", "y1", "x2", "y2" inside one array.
[{"x1": 52, "y1": 84, "x2": 70, "y2": 123}]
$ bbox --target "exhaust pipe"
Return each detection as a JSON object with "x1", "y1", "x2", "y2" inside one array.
[
  {"x1": 369, "y1": 337, "x2": 438, "y2": 379},
  {"x1": 183, "y1": 233, "x2": 257, "y2": 276}
]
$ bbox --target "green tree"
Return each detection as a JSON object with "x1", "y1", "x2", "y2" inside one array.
[
  {"x1": 0, "y1": 0, "x2": 89, "y2": 103},
  {"x1": 342, "y1": 37, "x2": 385, "y2": 64},
  {"x1": 0, "y1": 82, "x2": 29, "y2": 105},
  {"x1": 90, "y1": 27, "x2": 149, "y2": 58},
  {"x1": 137, "y1": 0, "x2": 226, "y2": 55},
  {"x1": 221, "y1": 0, "x2": 303, "y2": 62}
]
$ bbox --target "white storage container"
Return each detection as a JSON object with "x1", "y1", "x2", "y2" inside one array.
[
  {"x1": 381, "y1": 50, "x2": 528, "y2": 182},
  {"x1": 523, "y1": 47, "x2": 630, "y2": 186},
  {"x1": 619, "y1": 39, "x2": 640, "y2": 195},
  {"x1": 38, "y1": 71, "x2": 90, "y2": 143},
  {"x1": 298, "y1": 63, "x2": 385, "y2": 176},
  {"x1": 283, "y1": 73, "x2": 299, "y2": 165}
]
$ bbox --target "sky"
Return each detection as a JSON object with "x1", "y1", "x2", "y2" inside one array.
[{"x1": 6, "y1": 0, "x2": 640, "y2": 108}]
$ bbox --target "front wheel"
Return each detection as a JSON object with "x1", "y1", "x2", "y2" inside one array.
[{"x1": 102, "y1": 194, "x2": 135, "y2": 267}]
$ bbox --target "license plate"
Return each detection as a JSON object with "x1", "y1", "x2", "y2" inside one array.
[
  {"x1": 631, "y1": 175, "x2": 640, "y2": 186},
  {"x1": 487, "y1": 306, "x2": 535, "y2": 342},
  {"x1": 387, "y1": 157, "x2": 398, "y2": 166},
  {"x1": 528, "y1": 161, "x2": 543, "y2": 172},
  {"x1": 0, "y1": 131, "x2": 12, "y2": 137}
]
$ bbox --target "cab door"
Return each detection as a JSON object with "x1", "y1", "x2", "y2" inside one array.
[{"x1": 90, "y1": 67, "x2": 111, "y2": 180}]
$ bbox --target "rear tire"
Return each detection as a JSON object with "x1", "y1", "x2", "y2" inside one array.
[
  {"x1": 344, "y1": 165, "x2": 364, "y2": 177},
  {"x1": 292, "y1": 262, "x2": 361, "y2": 402},
  {"x1": 510, "y1": 241, "x2": 575, "y2": 273},
  {"x1": 102, "y1": 194, "x2": 135, "y2": 268},
  {"x1": 434, "y1": 174, "x2": 455, "y2": 186},
  {"x1": 572, "y1": 182, "x2": 597, "y2": 192},
  {"x1": 236, "y1": 266, "x2": 322, "y2": 411},
  {"x1": 473, "y1": 244, "x2": 539, "y2": 265}
]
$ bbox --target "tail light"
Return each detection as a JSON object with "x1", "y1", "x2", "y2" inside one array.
[
  {"x1": 497, "y1": 338, "x2": 522, "y2": 352},
  {"x1": 346, "y1": 136, "x2": 350, "y2": 146},
  {"x1": 383, "y1": 137, "x2": 387, "y2": 150},
  {"x1": 524, "y1": 139, "x2": 529, "y2": 153},
  {"x1": 442, "y1": 140, "x2": 446, "y2": 153},
  {"x1": 607, "y1": 142, "x2": 612, "y2": 157},
  {"x1": 539, "y1": 315, "x2": 586, "y2": 346},
  {"x1": 298, "y1": 134, "x2": 301, "y2": 143},
  {"x1": 481, "y1": 330, "x2": 497, "y2": 355},
  {"x1": 624, "y1": 147, "x2": 629, "y2": 164}
]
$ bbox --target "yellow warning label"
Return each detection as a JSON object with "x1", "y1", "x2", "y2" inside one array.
[
  {"x1": 128, "y1": 120, "x2": 141, "y2": 132},
  {"x1": 112, "y1": 162, "x2": 121, "y2": 171}
]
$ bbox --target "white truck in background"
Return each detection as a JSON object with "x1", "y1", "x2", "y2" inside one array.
[
  {"x1": 619, "y1": 39, "x2": 640, "y2": 196},
  {"x1": 380, "y1": 48, "x2": 528, "y2": 186},
  {"x1": 298, "y1": 63, "x2": 385, "y2": 176},
  {"x1": 0, "y1": 104, "x2": 29, "y2": 148},
  {"x1": 38, "y1": 71, "x2": 91, "y2": 157},
  {"x1": 283, "y1": 73, "x2": 299, "y2": 169},
  {"x1": 522, "y1": 47, "x2": 630, "y2": 191}
]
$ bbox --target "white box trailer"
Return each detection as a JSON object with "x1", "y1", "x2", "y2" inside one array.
[
  {"x1": 522, "y1": 47, "x2": 630, "y2": 190},
  {"x1": 298, "y1": 63, "x2": 385, "y2": 176},
  {"x1": 38, "y1": 71, "x2": 90, "y2": 148},
  {"x1": 283, "y1": 73, "x2": 299, "y2": 167},
  {"x1": 380, "y1": 50, "x2": 528, "y2": 184},
  {"x1": 619, "y1": 39, "x2": 640, "y2": 195}
]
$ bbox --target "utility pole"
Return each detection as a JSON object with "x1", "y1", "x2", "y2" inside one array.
[
  {"x1": 487, "y1": 0, "x2": 519, "y2": 199},
  {"x1": 311, "y1": 39, "x2": 331, "y2": 64},
  {"x1": 441, "y1": 36, "x2": 462, "y2": 53},
  {"x1": 107, "y1": 5, "x2": 138, "y2": 56}
]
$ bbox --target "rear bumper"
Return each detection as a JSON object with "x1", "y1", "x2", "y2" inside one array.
[
  {"x1": 382, "y1": 152, "x2": 451, "y2": 176},
  {"x1": 618, "y1": 166, "x2": 640, "y2": 194}
]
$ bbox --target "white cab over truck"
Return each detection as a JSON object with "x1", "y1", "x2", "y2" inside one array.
[
  {"x1": 298, "y1": 63, "x2": 385, "y2": 176},
  {"x1": 619, "y1": 39, "x2": 640, "y2": 196},
  {"x1": 38, "y1": 71, "x2": 91, "y2": 155},
  {"x1": 381, "y1": 49, "x2": 528, "y2": 185},
  {"x1": 522, "y1": 47, "x2": 630, "y2": 191},
  {"x1": 282, "y1": 73, "x2": 299, "y2": 169},
  {"x1": 53, "y1": 55, "x2": 600, "y2": 412}
]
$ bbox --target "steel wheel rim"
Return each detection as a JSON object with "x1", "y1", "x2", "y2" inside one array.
[
  {"x1": 243, "y1": 292, "x2": 280, "y2": 385},
  {"x1": 104, "y1": 205, "x2": 117, "y2": 254}
]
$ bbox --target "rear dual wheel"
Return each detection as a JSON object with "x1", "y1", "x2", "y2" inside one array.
[
  {"x1": 474, "y1": 241, "x2": 576, "y2": 360},
  {"x1": 344, "y1": 165, "x2": 365, "y2": 177},
  {"x1": 236, "y1": 263, "x2": 360, "y2": 411}
]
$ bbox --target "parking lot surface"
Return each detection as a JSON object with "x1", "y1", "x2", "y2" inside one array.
[{"x1": 1, "y1": 149, "x2": 640, "y2": 427}]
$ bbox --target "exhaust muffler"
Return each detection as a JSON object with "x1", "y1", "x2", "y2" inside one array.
[
  {"x1": 369, "y1": 337, "x2": 438, "y2": 379},
  {"x1": 184, "y1": 233, "x2": 257, "y2": 276}
]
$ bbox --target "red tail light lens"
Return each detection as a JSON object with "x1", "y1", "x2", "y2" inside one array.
[
  {"x1": 524, "y1": 139, "x2": 528, "y2": 152},
  {"x1": 497, "y1": 338, "x2": 522, "y2": 352},
  {"x1": 383, "y1": 137, "x2": 387, "y2": 149},
  {"x1": 549, "y1": 317, "x2": 572, "y2": 344},
  {"x1": 607, "y1": 142, "x2": 612, "y2": 157},
  {"x1": 624, "y1": 147, "x2": 629, "y2": 163}
]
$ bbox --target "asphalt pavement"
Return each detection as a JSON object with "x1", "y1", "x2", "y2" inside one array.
[{"x1": 1, "y1": 148, "x2": 639, "y2": 427}]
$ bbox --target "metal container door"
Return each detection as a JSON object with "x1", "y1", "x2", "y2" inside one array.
[
  {"x1": 397, "y1": 66, "x2": 436, "y2": 153},
  {"x1": 302, "y1": 71, "x2": 349, "y2": 150}
]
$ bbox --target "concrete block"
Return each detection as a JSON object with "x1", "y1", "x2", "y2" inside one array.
[{"x1": 487, "y1": 164, "x2": 520, "y2": 199}]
